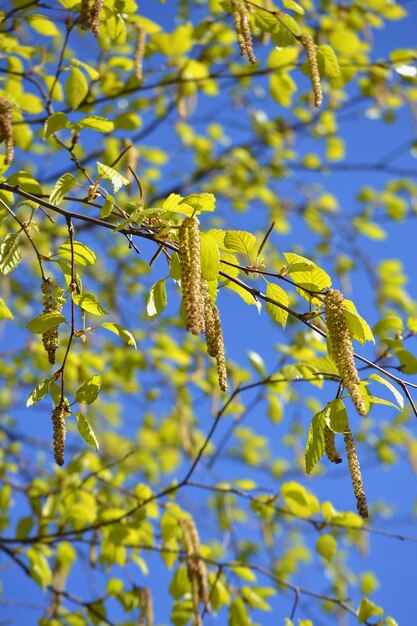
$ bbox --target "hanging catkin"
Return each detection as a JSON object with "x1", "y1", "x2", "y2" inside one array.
[
  {"x1": 299, "y1": 33, "x2": 322, "y2": 108},
  {"x1": 324, "y1": 289, "x2": 366, "y2": 416},
  {"x1": 90, "y1": 0, "x2": 103, "y2": 37},
  {"x1": 324, "y1": 424, "x2": 342, "y2": 464},
  {"x1": 344, "y1": 428, "x2": 368, "y2": 519},
  {"x1": 178, "y1": 218, "x2": 204, "y2": 335},
  {"x1": 41, "y1": 278, "x2": 64, "y2": 365},
  {"x1": 180, "y1": 517, "x2": 211, "y2": 618},
  {"x1": 134, "y1": 24, "x2": 147, "y2": 81},
  {"x1": 52, "y1": 403, "x2": 67, "y2": 466},
  {"x1": 0, "y1": 97, "x2": 14, "y2": 165}
]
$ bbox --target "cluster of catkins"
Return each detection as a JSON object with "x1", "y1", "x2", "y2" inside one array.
[
  {"x1": 79, "y1": 0, "x2": 103, "y2": 37},
  {"x1": 178, "y1": 218, "x2": 227, "y2": 392},
  {"x1": 180, "y1": 517, "x2": 211, "y2": 626},
  {"x1": 0, "y1": 97, "x2": 14, "y2": 165},
  {"x1": 41, "y1": 277, "x2": 65, "y2": 365},
  {"x1": 324, "y1": 288, "x2": 368, "y2": 518},
  {"x1": 232, "y1": 0, "x2": 256, "y2": 64}
]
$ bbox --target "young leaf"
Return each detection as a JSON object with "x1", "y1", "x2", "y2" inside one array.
[
  {"x1": 26, "y1": 378, "x2": 50, "y2": 407},
  {"x1": 146, "y1": 279, "x2": 167, "y2": 320},
  {"x1": 224, "y1": 230, "x2": 257, "y2": 259},
  {"x1": 281, "y1": 481, "x2": 320, "y2": 517},
  {"x1": 97, "y1": 162, "x2": 130, "y2": 192},
  {"x1": 27, "y1": 312, "x2": 66, "y2": 334},
  {"x1": 75, "y1": 413, "x2": 99, "y2": 450},
  {"x1": 305, "y1": 408, "x2": 326, "y2": 474},
  {"x1": 180, "y1": 192, "x2": 216, "y2": 213},
  {"x1": 27, "y1": 548, "x2": 52, "y2": 589},
  {"x1": 73, "y1": 294, "x2": 107, "y2": 316},
  {"x1": 0, "y1": 233, "x2": 22, "y2": 275},
  {"x1": 100, "y1": 194, "x2": 114, "y2": 218},
  {"x1": 200, "y1": 232, "x2": 220, "y2": 281},
  {"x1": 0, "y1": 297, "x2": 13, "y2": 319},
  {"x1": 49, "y1": 173, "x2": 77, "y2": 206},
  {"x1": 317, "y1": 45, "x2": 340, "y2": 78},
  {"x1": 58, "y1": 240, "x2": 96, "y2": 266},
  {"x1": 43, "y1": 112, "x2": 70, "y2": 138},
  {"x1": 75, "y1": 375, "x2": 101, "y2": 404},
  {"x1": 78, "y1": 116, "x2": 114, "y2": 133},
  {"x1": 265, "y1": 283, "x2": 289, "y2": 328},
  {"x1": 65, "y1": 67, "x2": 88, "y2": 110},
  {"x1": 343, "y1": 299, "x2": 374, "y2": 344},
  {"x1": 325, "y1": 399, "x2": 348, "y2": 433},
  {"x1": 100, "y1": 322, "x2": 137, "y2": 348},
  {"x1": 368, "y1": 373, "x2": 404, "y2": 410}
]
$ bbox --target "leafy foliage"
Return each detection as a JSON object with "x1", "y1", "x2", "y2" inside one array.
[{"x1": 0, "y1": 1, "x2": 416, "y2": 625}]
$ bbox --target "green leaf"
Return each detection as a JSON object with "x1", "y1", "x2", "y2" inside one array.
[
  {"x1": 169, "y1": 565, "x2": 191, "y2": 600},
  {"x1": 170, "y1": 600, "x2": 194, "y2": 626},
  {"x1": 283, "y1": 0, "x2": 304, "y2": 15},
  {"x1": 281, "y1": 481, "x2": 320, "y2": 517},
  {"x1": 100, "y1": 322, "x2": 137, "y2": 348},
  {"x1": 113, "y1": 206, "x2": 144, "y2": 232},
  {"x1": 358, "y1": 597, "x2": 384, "y2": 623},
  {"x1": 65, "y1": 67, "x2": 89, "y2": 110},
  {"x1": 316, "y1": 534, "x2": 337, "y2": 561},
  {"x1": 317, "y1": 45, "x2": 340, "y2": 78},
  {"x1": 265, "y1": 283, "x2": 289, "y2": 328},
  {"x1": 0, "y1": 296, "x2": 13, "y2": 319},
  {"x1": 26, "y1": 378, "x2": 50, "y2": 407},
  {"x1": 27, "y1": 312, "x2": 66, "y2": 334},
  {"x1": 230, "y1": 564, "x2": 257, "y2": 582},
  {"x1": 78, "y1": 116, "x2": 114, "y2": 133},
  {"x1": 27, "y1": 548, "x2": 52, "y2": 589},
  {"x1": 269, "y1": 71, "x2": 297, "y2": 107},
  {"x1": 146, "y1": 279, "x2": 167, "y2": 320},
  {"x1": 100, "y1": 194, "x2": 114, "y2": 218},
  {"x1": 97, "y1": 162, "x2": 130, "y2": 192},
  {"x1": 180, "y1": 192, "x2": 216, "y2": 213},
  {"x1": 7, "y1": 171, "x2": 42, "y2": 195},
  {"x1": 49, "y1": 173, "x2": 77, "y2": 206},
  {"x1": 75, "y1": 375, "x2": 101, "y2": 404},
  {"x1": 325, "y1": 399, "x2": 348, "y2": 433},
  {"x1": 305, "y1": 408, "x2": 326, "y2": 474},
  {"x1": 396, "y1": 348, "x2": 417, "y2": 374},
  {"x1": 75, "y1": 413, "x2": 99, "y2": 450},
  {"x1": 368, "y1": 374, "x2": 404, "y2": 410},
  {"x1": 73, "y1": 294, "x2": 107, "y2": 316},
  {"x1": 229, "y1": 596, "x2": 251, "y2": 626},
  {"x1": 200, "y1": 232, "x2": 220, "y2": 281},
  {"x1": 224, "y1": 230, "x2": 257, "y2": 259},
  {"x1": 43, "y1": 112, "x2": 70, "y2": 138},
  {"x1": 27, "y1": 14, "x2": 60, "y2": 36},
  {"x1": 343, "y1": 299, "x2": 374, "y2": 344},
  {"x1": 241, "y1": 586, "x2": 272, "y2": 611},
  {"x1": 58, "y1": 240, "x2": 96, "y2": 266},
  {"x1": 0, "y1": 233, "x2": 22, "y2": 275},
  {"x1": 71, "y1": 58, "x2": 100, "y2": 80}
]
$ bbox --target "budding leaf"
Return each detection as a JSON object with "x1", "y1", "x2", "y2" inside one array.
[
  {"x1": 76, "y1": 413, "x2": 99, "y2": 450},
  {"x1": 75, "y1": 375, "x2": 101, "y2": 404}
]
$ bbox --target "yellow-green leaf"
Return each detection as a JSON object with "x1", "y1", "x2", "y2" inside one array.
[
  {"x1": 265, "y1": 283, "x2": 289, "y2": 328},
  {"x1": 65, "y1": 67, "x2": 88, "y2": 111}
]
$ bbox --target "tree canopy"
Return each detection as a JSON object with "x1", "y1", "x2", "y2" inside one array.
[{"x1": 0, "y1": 1, "x2": 416, "y2": 625}]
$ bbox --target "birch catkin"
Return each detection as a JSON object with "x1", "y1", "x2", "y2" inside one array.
[
  {"x1": 344, "y1": 428, "x2": 368, "y2": 519},
  {"x1": 324, "y1": 289, "x2": 366, "y2": 416},
  {"x1": 178, "y1": 218, "x2": 204, "y2": 335},
  {"x1": 299, "y1": 33, "x2": 322, "y2": 108},
  {"x1": 90, "y1": 0, "x2": 104, "y2": 37},
  {"x1": 0, "y1": 97, "x2": 14, "y2": 165},
  {"x1": 41, "y1": 278, "x2": 64, "y2": 365},
  {"x1": 134, "y1": 24, "x2": 147, "y2": 81},
  {"x1": 180, "y1": 517, "x2": 211, "y2": 618},
  {"x1": 52, "y1": 403, "x2": 67, "y2": 466},
  {"x1": 324, "y1": 424, "x2": 342, "y2": 464}
]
